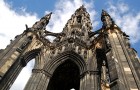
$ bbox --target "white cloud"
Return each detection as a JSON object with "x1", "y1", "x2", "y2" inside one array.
[
  {"x1": 0, "y1": 0, "x2": 38, "y2": 49},
  {"x1": 46, "y1": 0, "x2": 98, "y2": 33},
  {"x1": 2, "y1": 0, "x2": 140, "y2": 90},
  {"x1": 107, "y1": 1, "x2": 140, "y2": 43},
  {"x1": 0, "y1": 0, "x2": 97, "y2": 90},
  {"x1": 10, "y1": 60, "x2": 35, "y2": 90},
  {"x1": 0, "y1": 0, "x2": 38, "y2": 90}
]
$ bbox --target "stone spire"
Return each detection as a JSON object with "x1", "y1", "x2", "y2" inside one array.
[
  {"x1": 101, "y1": 10, "x2": 114, "y2": 29},
  {"x1": 75, "y1": 5, "x2": 87, "y2": 13},
  {"x1": 32, "y1": 12, "x2": 52, "y2": 30},
  {"x1": 0, "y1": 6, "x2": 140, "y2": 90},
  {"x1": 60, "y1": 5, "x2": 93, "y2": 43}
]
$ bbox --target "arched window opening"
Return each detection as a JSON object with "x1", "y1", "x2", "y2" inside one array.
[
  {"x1": 77, "y1": 15, "x2": 82, "y2": 23},
  {"x1": 47, "y1": 60, "x2": 80, "y2": 90},
  {"x1": 10, "y1": 59, "x2": 35, "y2": 90}
]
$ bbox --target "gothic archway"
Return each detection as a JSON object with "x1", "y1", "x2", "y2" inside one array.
[
  {"x1": 0, "y1": 48, "x2": 41, "y2": 90},
  {"x1": 21, "y1": 48, "x2": 41, "y2": 66},
  {"x1": 47, "y1": 60, "x2": 80, "y2": 90},
  {"x1": 44, "y1": 51, "x2": 87, "y2": 90},
  {"x1": 44, "y1": 51, "x2": 87, "y2": 75}
]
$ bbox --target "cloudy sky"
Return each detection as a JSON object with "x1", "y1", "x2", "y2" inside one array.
[{"x1": 0, "y1": 0, "x2": 140, "y2": 90}]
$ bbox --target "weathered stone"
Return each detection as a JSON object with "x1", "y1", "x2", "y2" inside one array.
[{"x1": 0, "y1": 6, "x2": 140, "y2": 90}]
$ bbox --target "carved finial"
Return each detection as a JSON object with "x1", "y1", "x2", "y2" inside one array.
[
  {"x1": 32, "y1": 12, "x2": 52, "y2": 30},
  {"x1": 76, "y1": 5, "x2": 86, "y2": 12},
  {"x1": 25, "y1": 24, "x2": 28, "y2": 30},
  {"x1": 101, "y1": 9, "x2": 110, "y2": 17},
  {"x1": 80, "y1": 5, "x2": 85, "y2": 9},
  {"x1": 101, "y1": 9, "x2": 115, "y2": 29},
  {"x1": 44, "y1": 12, "x2": 52, "y2": 21}
]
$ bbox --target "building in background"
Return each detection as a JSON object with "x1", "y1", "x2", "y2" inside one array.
[{"x1": 0, "y1": 6, "x2": 140, "y2": 90}]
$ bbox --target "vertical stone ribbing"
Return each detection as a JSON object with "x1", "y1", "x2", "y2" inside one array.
[
  {"x1": 107, "y1": 30, "x2": 140, "y2": 90},
  {"x1": 0, "y1": 59, "x2": 23, "y2": 90},
  {"x1": 24, "y1": 51, "x2": 47, "y2": 90},
  {"x1": 42, "y1": 76, "x2": 50, "y2": 90},
  {"x1": 85, "y1": 73, "x2": 90, "y2": 90},
  {"x1": 35, "y1": 73, "x2": 45, "y2": 89},
  {"x1": 24, "y1": 70, "x2": 48, "y2": 90},
  {"x1": 117, "y1": 32, "x2": 140, "y2": 89},
  {"x1": 0, "y1": 6, "x2": 140, "y2": 90},
  {"x1": 108, "y1": 32, "x2": 129, "y2": 90},
  {"x1": 31, "y1": 54, "x2": 43, "y2": 90},
  {"x1": 82, "y1": 50, "x2": 99, "y2": 90},
  {"x1": 128, "y1": 48, "x2": 140, "y2": 84},
  {"x1": 80, "y1": 74, "x2": 85, "y2": 90},
  {"x1": 90, "y1": 73, "x2": 94, "y2": 89}
]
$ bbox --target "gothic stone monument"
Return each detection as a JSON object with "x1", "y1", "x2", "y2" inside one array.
[{"x1": 0, "y1": 6, "x2": 140, "y2": 90}]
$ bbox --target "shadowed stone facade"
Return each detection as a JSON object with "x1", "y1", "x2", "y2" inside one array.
[{"x1": 0, "y1": 6, "x2": 140, "y2": 90}]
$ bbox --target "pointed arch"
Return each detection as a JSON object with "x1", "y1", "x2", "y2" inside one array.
[
  {"x1": 20, "y1": 48, "x2": 41, "y2": 66},
  {"x1": 44, "y1": 51, "x2": 87, "y2": 76},
  {"x1": 0, "y1": 48, "x2": 41, "y2": 90},
  {"x1": 47, "y1": 60, "x2": 80, "y2": 90}
]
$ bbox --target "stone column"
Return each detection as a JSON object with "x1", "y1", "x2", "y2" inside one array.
[
  {"x1": 116, "y1": 32, "x2": 140, "y2": 89},
  {"x1": 24, "y1": 69, "x2": 50, "y2": 90},
  {"x1": 80, "y1": 51, "x2": 100, "y2": 90},
  {"x1": 0, "y1": 58, "x2": 23, "y2": 90},
  {"x1": 24, "y1": 52, "x2": 48, "y2": 90},
  {"x1": 80, "y1": 74, "x2": 86, "y2": 90},
  {"x1": 80, "y1": 71, "x2": 100, "y2": 90},
  {"x1": 107, "y1": 30, "x2": 138, "y2": 90}
]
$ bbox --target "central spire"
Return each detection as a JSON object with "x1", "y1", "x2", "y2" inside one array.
[
  {"x1": 50, "y1": 5, "x2": 93, "y2": 45},
  {"x1": 62, "y1": 5, "x2": 92, "y2": 33}
]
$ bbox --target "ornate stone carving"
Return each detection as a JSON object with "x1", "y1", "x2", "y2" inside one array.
[
  {"x1": 101, "y1": 10, "x2": 115, "y2": 29},
  {"x1": 32, "y1": 12, "x2": 52, "y2": 30},
  {"x1": 0, "y1": 5, "x2": 140, "y2": 90}
]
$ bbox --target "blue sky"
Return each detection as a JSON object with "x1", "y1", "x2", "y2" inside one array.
[
  {"x1": 4, "y1": 0, "x2": 140, "y2": 56},
  {"x1": 5, "y1": 0, "x2": 140, "y2": 17},
  {"x1": 0, "y1": 0, "x2": 140, "y2": 90}
]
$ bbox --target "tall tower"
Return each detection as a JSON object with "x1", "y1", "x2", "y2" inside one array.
[{"x1": 0, "y1": 6, "x2": 140, "y2": 90}]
